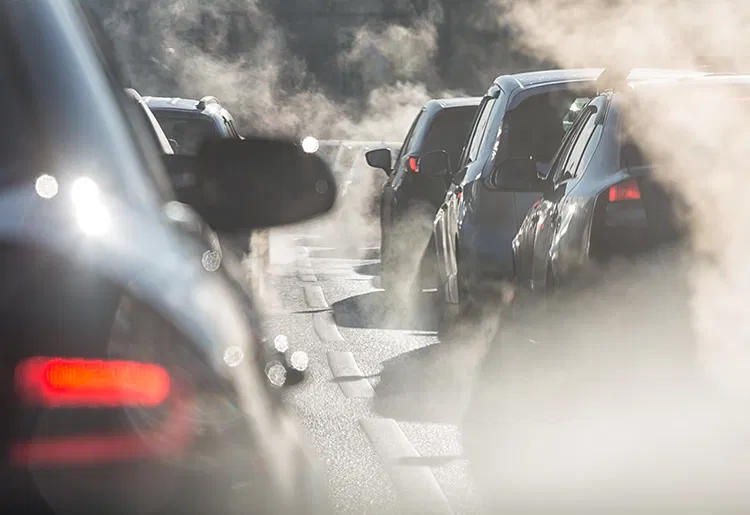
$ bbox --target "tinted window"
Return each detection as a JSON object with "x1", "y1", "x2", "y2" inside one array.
[
  {"x1": 421, "y1": 106, "x2": 477, "y2": 170},
  {"x1": 153, "y1": 113, "x2": 220, "y2": 155},
  {"x1": 557, "y1": 110, "x2": 598, "y2": 180},
  {"x1": 467, "y1": 97, "x2": 495, "y2": 162}
]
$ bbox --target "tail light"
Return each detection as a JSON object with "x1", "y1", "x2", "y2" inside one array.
[
  {"x1": 16, "y1": 357, "x2": 170, "y2": 408},
  {"x1": 608, "y1": 179, "x2": 641, "y2": 202},
  {"x1": 10, "y1": 357, "x2": 193, "y2": 467},
  {"x1": 408, "y1": 156, "x2": 418, "y2": 173}
]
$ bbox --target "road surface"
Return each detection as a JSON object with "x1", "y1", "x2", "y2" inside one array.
[{"x1": 257, "y1": 214, "x2": 488, "y2": 515}]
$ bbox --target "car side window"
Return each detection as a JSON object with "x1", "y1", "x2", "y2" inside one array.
[
  {"x1": 554, "y1": 108, "x2": 597, "y2": 183},
  {"x1": 547, "y1": 106, "x2": 592, "y2": 183},
  {"x1": 466, "y1": 97, "x2": 496, "y2": 163}
]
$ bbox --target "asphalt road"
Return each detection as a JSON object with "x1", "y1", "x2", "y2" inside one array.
[{"x1": 258, "y1": 214, "x2": 487, "y2": 515}]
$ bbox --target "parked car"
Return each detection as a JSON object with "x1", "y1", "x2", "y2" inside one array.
[
  {"x1": 0, "y1": 1, "x2": 333, "y2": 513},
  {"x1": 431, "y1": 68, "x2": 705, "y2": 322},
  {"x1": 365, "y1": 97, "x2": 480, "y2": 295},
  {"x1": 144, "y1": 95, "x2": 251, "y2": 259},
  {"x1": 463, "y1": 70, "x2": 749, "y2": 514}
]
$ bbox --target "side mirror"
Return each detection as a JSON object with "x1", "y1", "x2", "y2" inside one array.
[
  {"x1": 168, "y1": 139, "x2": 179, "y2": 151},
  {"x1": 418, "y1": 150, "x2": 450, "y2": 177},
  {"x1": 162, "y1": 137, "x2": 337, "y2": 232},
  {"x1": 491, "y1": 158, "x2": 549, "y2": 192},
  {"x1": 365, "y1": 148, "x2": 392, "y2": 175}
]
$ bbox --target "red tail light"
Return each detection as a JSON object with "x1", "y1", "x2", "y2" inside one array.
[
  {"x1": 408, "y1": 156, "x2": 418, "y2": 173},
  {"x1": 16, "y1": 357, "x2": 171, "y2": 408},
  {"x1": 608, "y1": 179, "x2": 641, "y2": 202}
]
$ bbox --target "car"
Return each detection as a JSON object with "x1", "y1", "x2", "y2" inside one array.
[
  {"x1": 431, "y1": 68, "x2": 706, "y2": 322},
  {"x1": 364, "y1": 97, "x2": 481, "y2": 296},
  {"x1": 0, "y1": 1, "x2": 334, "y2": 513},
  {"x1": 463, "y1": 69, "x2": 750, "y2": 514},
  {"x1": 511, "y1": 68, "x2": 735, "y2": 302},
  {"x1": 126, "y1": 88, "x2": 224, "y2": 260},
  {"x1": 143, "y1": 94, "x2": 251, "y2": 259}
]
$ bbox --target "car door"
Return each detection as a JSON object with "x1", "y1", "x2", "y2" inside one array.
[
  {"x1": 436, "y1": 95, "x2": 496, "y2": 299},
  {"x1": 530, "y1": 105, "x2": 600, "y2": 293}
]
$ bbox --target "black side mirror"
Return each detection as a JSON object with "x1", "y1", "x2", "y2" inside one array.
[
  {"x1": 491, "y1": 158, "x2": 548, "y2": 192},
  {"x1": 162, "y1": 137, "x2": 337, "y2": 232},
  {"x1": 418, "y1": 150, "x2": 450, "y2": 177},
  {"x1": 365, "y1": 148, "x2": 392, "y2": 175}
]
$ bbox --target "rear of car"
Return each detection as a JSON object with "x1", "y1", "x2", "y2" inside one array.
[
  {"x1": 376, "y1": 98, "x2": 480, "y2": 293},
  {"x1": 0, "y1": 2, "x2": 324, "y2": 513}
]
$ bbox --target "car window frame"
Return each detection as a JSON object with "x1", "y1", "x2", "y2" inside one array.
[
  {"x1": 552, "y1": 106, "x2": 598, "y2": 184},
  {"x1": 466, "y1": 96, "x2": 496, "y2": 164},
  {"x1": 395, "y1": 108, "x2": 425, "y2": 164},
  {"x1": 548, "y1": 105, "x2": 594, "y2": 184}
]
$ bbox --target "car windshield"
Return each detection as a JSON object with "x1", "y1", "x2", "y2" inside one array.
[{"x1": 152, "y1": 112, "x2": 220, "y2": 155}]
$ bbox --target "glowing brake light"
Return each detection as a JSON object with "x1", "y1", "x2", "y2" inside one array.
[
  {"x1": 408, "y1": 156, "x2": 418, "y2": 173},
  {"x1": 608, "y1": 179, "x2": 641, "y2": 202},
  {"x1": 16, "y1": 357, "x2": 171, "y2": 408}
]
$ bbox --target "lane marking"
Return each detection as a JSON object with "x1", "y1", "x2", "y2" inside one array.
[
  {"x1": 327, "y1": 351, "x2": 375, "y2": 398},
  {"x1": 303, "y1": 285, "x2": 329, "y2": 310},
  {"x1": 360, "y1": 418, "x2": 454, "y2": 515},
  {"x1": 312, "y1": 311, "x2": 344, "y2": 343},
  {"x1": 298, "y1": 272, "x2": 319, "y2": 282}
]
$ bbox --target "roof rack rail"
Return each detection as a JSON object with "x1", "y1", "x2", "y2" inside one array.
[
  {"x1": 196, "y1": 95, "x2": 219, "y2": 110},
  {"x1": 596, "y1": 67, "x2": 632, "y2": 95}
]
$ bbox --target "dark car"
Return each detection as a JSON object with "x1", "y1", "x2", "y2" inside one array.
[
  {"x1": 144, "y1": 95, "x2": 250, "y2": 258},
  {"x1": 463, "y1": 70, "x2": 750, "y2": 514},
  {"x1": 126, "y1": 88, "x2": 223, "y2": 259},
  {"x1": 365, "y1": 97, "x2": 480, "y2": 295},
  {"x1": 431, "y1": 68, "x2": 708, "y2": 321},
  {"x1": 431, "y1": 70, "x2": 601, "y2": 319},
  {"x1": 0, "y1": 1, "x2": 334, "y2": 513},
  {"x1": 144, "y1": 95, "x2": 242, "y2": 155}
]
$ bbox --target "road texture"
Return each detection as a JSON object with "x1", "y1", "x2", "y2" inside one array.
[{"x1": 257, "y1": 215, "x2": 488, "y2": 515}]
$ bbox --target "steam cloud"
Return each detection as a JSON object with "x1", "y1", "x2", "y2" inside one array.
[{"x1": 98, "y1": 0, "x2": 750, "y2": 511}]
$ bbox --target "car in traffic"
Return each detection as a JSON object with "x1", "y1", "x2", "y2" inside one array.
[
  {"x1": 126, "y1": 87, "x2": 224, "y2": 260},
  {"x1": 365, "y1": 97, "x2": 480, "y2": 296},
  {"x1": 144, "y1": 94, "x2": 251, "y2": 259},
  {"x1": 0, "y1": 1, "x2": 333, "y2": 513},
  {"x1": 430, "y1": 68, "x2": 707, "y2": 322},
  {"x1": 463, "y1": 69, "x2": 750, "y2": 513}
]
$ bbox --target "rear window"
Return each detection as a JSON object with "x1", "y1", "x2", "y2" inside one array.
[
  {"x1": 421, "y1": 106, "x2": 478, "y2": 170},
  {"x1": 151, "y1": 112, "x2": 220, "y2": 155}
]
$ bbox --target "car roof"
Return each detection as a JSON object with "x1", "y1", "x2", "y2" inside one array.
[
  {"x1": 431, "y1": 96, "x2": 483, "y2": 108},
  {"x1": 493, "y1": 68, "x2": 708, "y2": 92},
  {"x1": 143, "y1": 96, "x2": 225, "y2": 117}
]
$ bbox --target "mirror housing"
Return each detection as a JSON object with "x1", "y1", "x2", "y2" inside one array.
[
  {"x1": 491, "y1": 158, "x2": 550, "y2": 192},
  {"x1": 418, "y1": 150, "x2": 450, "y2": 177},
  {"x1": 365, "y1": 148, "x2": 392, "y2": 175},
  {"x1": 162, "y1": 137, "x2": 337, "y2": 232}
]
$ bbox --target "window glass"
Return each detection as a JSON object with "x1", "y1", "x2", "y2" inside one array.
[
  {"x1": 396, "y1": 109, "x2": 425, "y2": 163},
  {"x1": 421, "y1": 106, "x2": 477, "y2": 171},
  {"x1": 153, "y1": 113, "x2": 220, "y2": 155},
  {"x1": 556, "y1": 110, "x2": 598, "y2": 181},
  {"x1": 467, "y1": 97, "x2": 495, "y2": 162}
]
